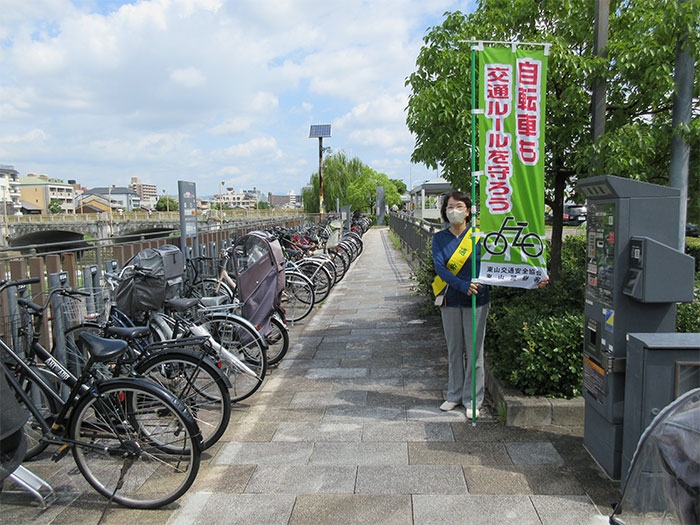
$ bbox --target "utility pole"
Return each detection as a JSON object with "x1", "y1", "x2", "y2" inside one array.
[
  {"x1": 669, "y1": 0, "x2": 694, "y2": 250},
  {"x1": 591, "y1": 0, "x2": 609, "y2": 173}
]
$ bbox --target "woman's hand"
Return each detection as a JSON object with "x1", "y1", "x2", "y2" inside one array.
[
  {"x1": 467, "y1": 282, "x2": 480, "y2": 296},
  {"x1": 537, "y1": 276, "x2": 550, "y2": 289}
]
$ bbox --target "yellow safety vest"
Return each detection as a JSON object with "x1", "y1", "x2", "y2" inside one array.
[{"x1": 432, "y1": 228, "x2": 480, "y2": 296}]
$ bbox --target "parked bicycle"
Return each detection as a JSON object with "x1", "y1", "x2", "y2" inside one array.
[{"x1": 0, "y1": 278, "x2": 202, "y2": 509}]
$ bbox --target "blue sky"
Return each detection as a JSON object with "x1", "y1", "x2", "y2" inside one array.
[{"x1": 0, "y1": 0, "x2": 475, "y2": 198}]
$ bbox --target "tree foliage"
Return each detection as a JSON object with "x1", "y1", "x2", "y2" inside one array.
[
  {"x1": 406, "y1": 0, "x2": 700, "y2": 278},
  {"x1": 155, "y1": 196, "x2": 178, "y2": 212},
  {"x1": 302, "y1": 151, "x2": 402, "y2": 213}
]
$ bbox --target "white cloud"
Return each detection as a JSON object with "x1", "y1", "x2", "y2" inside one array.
[
  {"x1": 0, "y1": 0, "x2": 475, "y2": 194},
  {"x1": 170, "y1": 67, "x2": 207, "y2": 87}
]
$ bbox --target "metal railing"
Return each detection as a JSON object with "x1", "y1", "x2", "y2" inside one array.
[{"x1": 388, "y1": 211, "x2": 441, "y2": 265}]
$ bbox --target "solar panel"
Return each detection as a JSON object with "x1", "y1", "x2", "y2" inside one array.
[{"x1": 309, "y1": 124, "x2": 332, "y2": 138}]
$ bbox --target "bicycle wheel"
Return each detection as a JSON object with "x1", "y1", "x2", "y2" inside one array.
[
  {"x1": 265, "y1": 315, "x2": 289, "y2": 366},
  {"x1": 135, "y1": 349, "x2": 231, "y2": 450},
  {"x1": 328, "y1": 249, "x2": 348, "y2": 283},
  {"x1": 282, "y1": 271, "x2": 315, "y2": 323},
  {"x1": 196, "y1": 313, "x2": 268, "y2": 402},
  {"x1": 297, "y1": 260, "x2": 333, "y2": 303},
  {"x1": 193, "y1": 278, "x2": 235, "y2": 303},
  {"x1": 18, "y1": 367, "x2": 60, "y2": 460},
  {"x1": 70, "y1": 377, "x2": 201, "y2": 509}
]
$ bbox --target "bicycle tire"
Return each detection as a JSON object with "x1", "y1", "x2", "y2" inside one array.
[
  {"x1": 70, "y1": 377, "x2": 201, "y2": 509},
  {"x1": 265, "y1": 315, "x2": 289, "y2": 366},
  {"x1": 282, "y1": 271, "x2": 315, "y2": 323},
  {"x1": 195, "y1": 313, "x2": 268, "y2": 402},
  {"x1": 297, "y1": 260, "x2": 333, "y2": 303},
  {"x1": 18, "y1": 367, "x2": 60, "y2": 460},
  {"x1": 195, "y1": 278, "x2": 235, "y2": 303},
  {"x1": 134, "y1": 349, "x2": 231, "y2": 450},
  {"x1": 328, "y1": 249, "x2": 348, "y2": 283},
  {"x1": 67, "y1": 323, "x2": 230, "y2": 450}
]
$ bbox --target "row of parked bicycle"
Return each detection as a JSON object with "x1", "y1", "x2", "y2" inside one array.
[{"x1": 0, "y1": 215, "x2": 370, "y2": 509}]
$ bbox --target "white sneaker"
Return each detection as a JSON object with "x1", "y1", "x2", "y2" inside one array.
[
  {"x1": 440, "y1": 401, "x2": 459, "y2": 411},
  {"x1": 465, "y1": 407, "x2": 480, "y2": 418}
]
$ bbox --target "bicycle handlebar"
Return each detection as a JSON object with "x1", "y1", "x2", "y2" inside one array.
[
  {"x1": 0, "y1": 277, "x2": 41, "y2": 293},
  {"x1": 17, "y1": 286, "x2": 90, "y2": 316}
]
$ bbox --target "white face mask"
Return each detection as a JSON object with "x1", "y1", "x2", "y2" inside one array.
[{"x1": 446, "y1": 208, "x2": 468, "y2": 225}]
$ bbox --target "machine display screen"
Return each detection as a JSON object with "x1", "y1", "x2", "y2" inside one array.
[{"x1": 586, "y1": 202, "x2": 616, "y2": 307}]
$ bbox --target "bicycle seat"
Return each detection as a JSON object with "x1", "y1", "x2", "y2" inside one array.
[
  {"x1": 104, "y1": 325, "x2": 151, "y2": 340},
  {"x1": 165, "y1": 297, "x2": 200, "y2": 312},
  {"x1": 78, "y1": 332, "x2": 129, "y2": 363}
]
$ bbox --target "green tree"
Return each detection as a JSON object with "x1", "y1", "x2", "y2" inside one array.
[
  {"x1": 406, "y1": 2, "x2": 699, "y2": 278},
  {"x1": 302, "y1": 151, "x2": 403, "y2": 213},
  {"x1": 48, "y1": 198, "x2": 62, "y2": 214},
  {"x1": 390, "y1": 178, "x2": 408, "y2": 195},
  {"x1": 156, "y1": 196, "x2": 178, "y2": 212}
]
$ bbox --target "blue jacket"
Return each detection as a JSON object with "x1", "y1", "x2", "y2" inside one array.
[{"x1": 432, "y1": 227, "x2": 490, "y2": 308}]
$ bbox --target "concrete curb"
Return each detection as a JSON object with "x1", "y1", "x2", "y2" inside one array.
[{"x1": 485, "y1": 365, "x2": 585, "y2": 428}]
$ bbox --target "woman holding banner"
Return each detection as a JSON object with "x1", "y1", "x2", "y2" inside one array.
[{"x1": 432, "y1": 191, "x2": 489, "y2": 418}]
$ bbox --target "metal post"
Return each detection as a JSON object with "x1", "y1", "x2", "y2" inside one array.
[
  {"x1": 669, "y1": 0, "x2": 693, "y2": 250},
  {"x1": 318, "y1": 137, "x2": 324, "y2": 215},
  {"x1": 219, "y1": 181, "x2": 224, "y2": 229}
]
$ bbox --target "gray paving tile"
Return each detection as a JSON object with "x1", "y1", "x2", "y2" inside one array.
[
  {"x1": 323, "y1": 406, "x2": 406, "y2": 422},
  {"x1": 291, "y1": 390, "x2": 368, "y2": 407},
  {"x1": 289, "y1": 494, "x2": 413, "y2": 525},
  {"x1": 463, "y1": 465, "x2": 531, "y2": 494},
  {"x1": 305, "y1": 367, "x2": 368, "y2": 379},
  {"x1": 170, "y1": 493, "x2": 296, "y2": 525},
  {"x1": 409, "y1": 442, "x2": 512, "y2": 466},
  {"x1": 238, "y1": 406, "x2": 325, "y2": 423},
  {"x1": 245, "y1": 465, "x2": 356, "y2": 493},
  {"x1": 362, "y1": 421, "x2": 454, "y2": 442},
  {"x1": 506, "y1": 441, "x2": 566, "y2": 466},
  {"x1": 530, "y1": 495, "x2": 609, "y2": 525},
  {"x1": 214, "y1": 442, "x2": 313, "y2": 465},
  {"x1": 311, "y1": 442, "x2": 408, "y2": 465},
  {"x1": 332, "y1": 377, "x2": 405, "y2": 391},
  {"x1": 272, "y1": 422, "x2": 363, "y2": 442},
  {"x1": 412, "y1": 494, "x2": 541, "y2": 525},
  {"x1": 356, "y1": 465, "x2": 467, "y2": 494}
]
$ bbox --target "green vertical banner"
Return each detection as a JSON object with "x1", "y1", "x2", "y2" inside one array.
[{"x1": 478, "y1": 46, "x2": 548, "y2": 289}]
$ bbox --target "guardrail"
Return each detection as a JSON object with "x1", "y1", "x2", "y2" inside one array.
[{"x1": 388, "y1": 211, "x2": 441, "y2": 265}]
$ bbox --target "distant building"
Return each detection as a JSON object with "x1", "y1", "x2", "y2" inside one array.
[
  {"x1": 129, "y1": 177, "x2": 158, "y2": 209},
  {"x1": 268, "y1": 190, "x2": 298, "y2": 209},
  {"x1": 80, "y1": 187, "x2": 140, "y2": 212},
  {"x1": 215, "y1": 188, "x2": 256, "y2": 209},
  {"x1": 408, "y1": 178, "x2": 453, "y2": 221},
  {"x1": 19, "y1": 173, "x2": 76, "y2": 214},
  {"x1": 0, "y1": 165, "x2": 22, "y2": 215}
]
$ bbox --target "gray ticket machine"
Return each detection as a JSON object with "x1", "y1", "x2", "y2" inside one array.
[{"x1": 576, "y1": 175, "x2": 695, "y2": 480}]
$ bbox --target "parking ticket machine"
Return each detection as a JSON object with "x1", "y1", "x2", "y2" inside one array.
[{"x1": 576, "y1": 175, "x2": 694, "y2": 480}]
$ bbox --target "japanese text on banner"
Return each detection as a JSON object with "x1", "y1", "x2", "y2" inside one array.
[{"x1": 478, "y1": 46, "x2": 548, "y2": 289}]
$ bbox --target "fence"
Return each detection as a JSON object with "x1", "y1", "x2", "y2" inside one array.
[
  {"x1": 387, "y1": 211, "x2": 441, "y2": 266},
  {"x1": 0, "y1": 214, "x2": 309, "y2": 353}
]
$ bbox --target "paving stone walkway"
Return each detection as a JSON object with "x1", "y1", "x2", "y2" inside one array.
[{"x1": 0, "y1": 226, "x2": 621, "y2": 524}]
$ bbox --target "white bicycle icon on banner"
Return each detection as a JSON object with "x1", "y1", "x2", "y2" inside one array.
[{"x1": 482, "y1": 216, "x2": 545, "y2": 261}]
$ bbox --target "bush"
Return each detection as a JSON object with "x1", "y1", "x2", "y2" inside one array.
[
  {"x1": 677, "y1": 274, "x2": 700, "y2": 333},
  {"x1": 411, "y1": 231, "x2": 699, "y2": 398},
  {"x1": 509, "y1": 314, "x2": 585, "y2": 398}
]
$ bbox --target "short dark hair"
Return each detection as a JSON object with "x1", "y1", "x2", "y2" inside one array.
[{"x1": 440, "y1": 191, "x2": 472, "y2": 223}]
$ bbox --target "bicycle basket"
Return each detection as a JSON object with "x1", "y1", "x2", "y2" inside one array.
[{"x1": 116, "y1": 244, "x2": 185, "y2": 317}]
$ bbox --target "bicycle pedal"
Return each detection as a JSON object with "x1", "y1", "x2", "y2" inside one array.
[{"x1": 51, "y1": 444, "x2": 71, "y2": 462}]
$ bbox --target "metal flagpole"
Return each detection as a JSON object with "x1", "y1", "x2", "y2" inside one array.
[{"x1": 469, "y1": 41, "x2": 479, "y2": 426}]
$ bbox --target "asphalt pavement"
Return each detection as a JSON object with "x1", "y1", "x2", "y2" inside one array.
[{"x1": 0, "y1": 226, "x2": 621, "y2": 524}]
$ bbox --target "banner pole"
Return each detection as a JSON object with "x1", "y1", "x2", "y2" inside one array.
[{"x1": 470, "y1": 41, "x2": 478, "y2": 426}]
